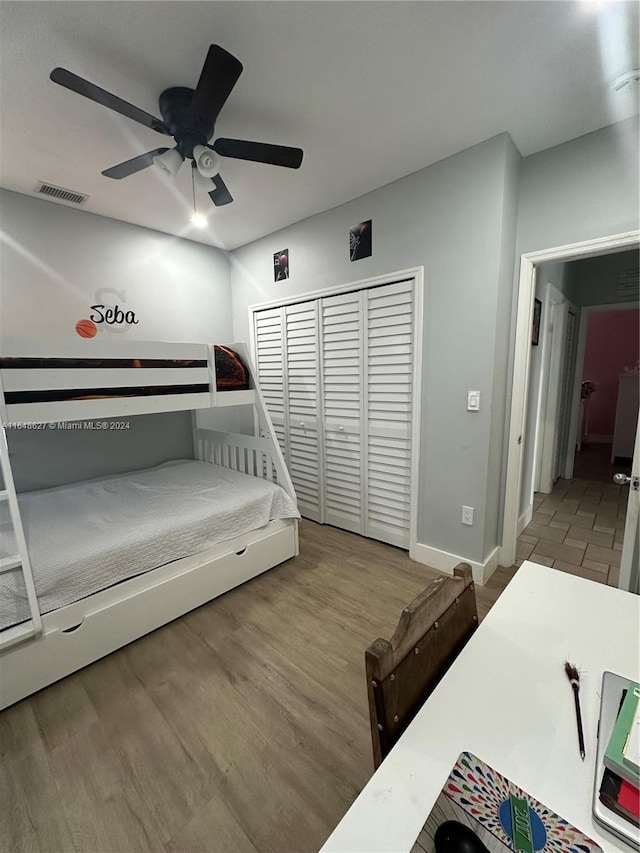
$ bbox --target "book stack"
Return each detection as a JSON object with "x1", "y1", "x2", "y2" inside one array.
[{"x1": 600, "y1": 681, "x2": 640, "y2": 829}]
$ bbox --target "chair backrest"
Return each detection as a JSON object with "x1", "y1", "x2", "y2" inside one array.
[{"x1": 365, "y1": 563, "x2": 478, "y2": 768}]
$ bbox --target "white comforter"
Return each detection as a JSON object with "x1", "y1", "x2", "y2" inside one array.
[{"x1": 0, "y1": 460, "x2": 299, "y2": 629}]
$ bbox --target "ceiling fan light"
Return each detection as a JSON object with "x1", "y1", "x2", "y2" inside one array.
[
  {"x1": 190, "y1": 212, "x2": 208, "y2": 228},
  {"x1": 193, "y1": 145, "x2": 220, "y2": 178},
  {"x1": 153, "y1": 147, "x2": 184, "y2": 177}
]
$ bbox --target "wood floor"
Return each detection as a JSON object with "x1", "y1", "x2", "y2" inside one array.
[{"x1": 1, "y1": 522, "x2": 515, "y2": 853}]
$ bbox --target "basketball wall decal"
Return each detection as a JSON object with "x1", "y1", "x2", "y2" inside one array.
[{"x1": 75, "y1": 318, "x2": 98, "y2": 338}]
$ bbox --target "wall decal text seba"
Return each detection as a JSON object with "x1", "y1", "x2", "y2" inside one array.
[
  {"x1": 90, "y1": 304, "x2": 139, "y2": 325},
  {"x1": 75, "y1": 288, "x2": 139, "y2": 337}
]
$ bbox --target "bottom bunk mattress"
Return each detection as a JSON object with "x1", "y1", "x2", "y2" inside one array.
[{"x1": 0, "y1": 459, "x2": 300, "y2": 630}]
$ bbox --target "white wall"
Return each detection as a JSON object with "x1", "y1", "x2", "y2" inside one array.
[
  {"x1": 231, "y1": 133, "x2": 520, "y2": 568},
  {"x1": 0, "y1": 189, "x2": 232, "y2": 342}
]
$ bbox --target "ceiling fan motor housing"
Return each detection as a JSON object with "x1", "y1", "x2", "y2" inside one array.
[{"x1": 159, "y1": 87, "x2": 214, "y2": 159}]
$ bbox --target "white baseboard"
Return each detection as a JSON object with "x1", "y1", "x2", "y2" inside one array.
[
  {"x1": 517, "y1": 505, "x2": 533, "y2": 537},
  {"x1": 410, "y1": 542, "x2": 500, "y2": 586}
]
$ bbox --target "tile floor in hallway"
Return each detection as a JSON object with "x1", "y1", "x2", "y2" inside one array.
[{"x1": 515, "y1": 443, "x2": 631, "y2": 587}]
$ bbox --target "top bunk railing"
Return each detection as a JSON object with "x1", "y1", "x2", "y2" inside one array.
[{"x1": 0, "y1": 337, "x2": 256, "y2": 425}]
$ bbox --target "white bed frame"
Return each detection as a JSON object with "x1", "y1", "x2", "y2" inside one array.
[{"x1": 0, "y1": 338, "x2": 298, "y2": 710}]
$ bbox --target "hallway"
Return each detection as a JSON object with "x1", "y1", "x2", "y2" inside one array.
[{"x1": 515, "y1": 443, "x2": 632, "y2": 587}]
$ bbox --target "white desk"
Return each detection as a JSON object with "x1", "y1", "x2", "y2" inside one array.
[{"x1": 321, "y1": 561, "x2": 640, "y2": 853}]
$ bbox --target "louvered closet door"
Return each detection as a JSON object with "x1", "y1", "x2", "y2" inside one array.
[
  {"x1": 254, "y1": 308, "x2": 287, "y2": 458},
  {"x1": 364, "y1": 281, "x2": 414, "y2": 548},
  {"x1": 285, "y1": 302, "x2": 322, "y2": 522},
  {"x1": 321, "y1": 291, "x2": 363, "y2": 533}
]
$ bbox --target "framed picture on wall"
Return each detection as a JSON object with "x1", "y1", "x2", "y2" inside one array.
[
  {"x1": 532, "y1": 298, "x2": 542, "y2": 346},
  {"x1": 273, "y1": 249, "x2": 289, "y2": 281},
  {"x1": 349, "y1": 219, "x2": 372, "y2": 261}
]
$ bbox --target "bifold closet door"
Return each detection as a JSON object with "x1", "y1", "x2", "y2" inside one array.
[
  {"x1": 254, "y1": 307, "x2": 287, "y2": 457},
  {"x1": 364, "y1": 281, "x2": 413, "y2": 549},
  {"x1": 254, "y1": 277, "x2": 415, "y2": 547},
  {"x1": 284, "y1": 302, "x2": 322, "y2": 522},
  {"x1": 320, "y1": 290, "x2": 363, "y2": 533}
]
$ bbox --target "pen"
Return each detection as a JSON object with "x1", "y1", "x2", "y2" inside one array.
[{"x1": 564, "y1": 661, "x2": 586, "y2": 760}]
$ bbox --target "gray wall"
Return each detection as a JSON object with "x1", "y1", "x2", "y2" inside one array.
[
  {"x1": 516, "y1": 117, "x2": 639, "y2": 256},
  {"x1": 501, "y1": 119, "x2": 640, "y2": 539},
  {"x1": 6, "y1": 412, "x2": 195, "y2": 493},
  {"x1": 231, "y1": 133, "x2": 520, "y2": 565},
  {"x1": 1, "y1": 189, "x2": 234, "y2": 488},
  {"x1": 0, "y1": 189, "x2": 232, "y2": 343},
  {"x1": 526, "y1": 251, "x2": 638, "y2": 309},
  {"x1": 570, "y1": 249, "x2": 639, "y2": 307}
]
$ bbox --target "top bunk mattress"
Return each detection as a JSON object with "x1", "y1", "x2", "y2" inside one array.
[{"x1": 0, "y1": 460, "x2": 300, "y2": 630}]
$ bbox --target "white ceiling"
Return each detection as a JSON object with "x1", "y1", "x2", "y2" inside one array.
[{"x1": 1, "y1": 1, "x2": 638, "y2": 251}]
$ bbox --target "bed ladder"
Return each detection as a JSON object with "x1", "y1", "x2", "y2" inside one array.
[{"x1": 0, "y1": 421, "x2": 43, "y2": 650}]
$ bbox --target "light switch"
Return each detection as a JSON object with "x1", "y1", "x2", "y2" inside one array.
[{"x1": 467, "y1": 390, "x2": 480, "y2": 411}]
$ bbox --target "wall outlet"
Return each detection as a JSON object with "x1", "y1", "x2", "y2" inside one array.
[{"x1": 462, "y1": 505, "x2": 474, "y2": 526}]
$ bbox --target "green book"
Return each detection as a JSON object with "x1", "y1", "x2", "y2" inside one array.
[{"x1": 604, "y1": 681, "x2": 640, "y2": 788}]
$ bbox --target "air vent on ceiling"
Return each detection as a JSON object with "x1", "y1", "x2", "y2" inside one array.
[{"x1": 36, "y1": 182, "x2": 88, "y2": 205}]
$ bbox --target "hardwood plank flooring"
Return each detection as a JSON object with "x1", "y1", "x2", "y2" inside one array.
[{"x1": 1, "y1": 522, "x2": 516, "y2": 853}]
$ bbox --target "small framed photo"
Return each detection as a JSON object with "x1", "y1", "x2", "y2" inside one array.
[
  {"x1": 274, "y1": 249, "x2": 289, "y2": 281},
  {"x1": 532, "y1": 298, "x2": 542, "y2": 346},
  {"x1": 349, "y1": 219, "x2": 372, "y2": 261}
]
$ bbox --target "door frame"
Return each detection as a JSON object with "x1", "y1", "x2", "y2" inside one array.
[
  {"x1": 500, "y1": 231, "x2": 640, "y2": 568},
  {"x1": 249, "y1": 265, "x2": 424, "y2": 555},
  {"x1": 618, "y1": 417, "x2": 640, "y2": 592}
]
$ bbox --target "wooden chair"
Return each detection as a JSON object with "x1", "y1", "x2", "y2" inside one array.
[{"x1": 365, "y1": 563, "x2": 478, "y2": 768}]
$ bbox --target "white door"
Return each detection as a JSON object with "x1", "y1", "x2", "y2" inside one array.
[
  {"x1": 285, "y1": 301, "x2": 323, "y2": 522},
  {"x1": 253, "y1": 276, "x2": 417, "y2": 547},
  {"x1": 538, "y1": 286, "x2": 568, "y2": 493},
  {"x1": 254, "y1": 307, "x2": 287, "y2": 457},
  {"x1": 320, "y1": 290, "x2": 364, "y2": 534},
  {"x1": 364, "y1": 281, "x2": 413, "y2": 548},
  {"x1": 617, "y1": 414, "x2": 639, "y2": 593}
]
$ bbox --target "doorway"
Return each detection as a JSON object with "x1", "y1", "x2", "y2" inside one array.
[
  {"x1": 501, "y1": 231, "x2": 640, "y2": 591},
  {"x1": 569, "y1": 302, "x2": 639, "y2": 473}
]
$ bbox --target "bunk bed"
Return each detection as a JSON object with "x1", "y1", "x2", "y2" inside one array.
[{"x1": 0, "y1": 337, "x2": 299, "y2": 710}]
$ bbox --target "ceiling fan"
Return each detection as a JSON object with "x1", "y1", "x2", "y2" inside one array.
[{"x1": 50, "y1": 44, "x2": 304, "y2": 206}]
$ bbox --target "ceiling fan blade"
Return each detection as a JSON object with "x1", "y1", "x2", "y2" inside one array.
[
  {"x1": 208, "y1": 174, "x2": 233, "y2": 206},
  {"x1": 50, "y1": 68, "x2": 170, "y2": 135},
  {"x1": 212, "y1": 138, "x2": 303, "y2": 169},
  {"x1": 102, "y1": 148, "x2": 170, "y2": 179},
  {"x1": 189, "y1": 45, "x2": 243, "y2": 128}
]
